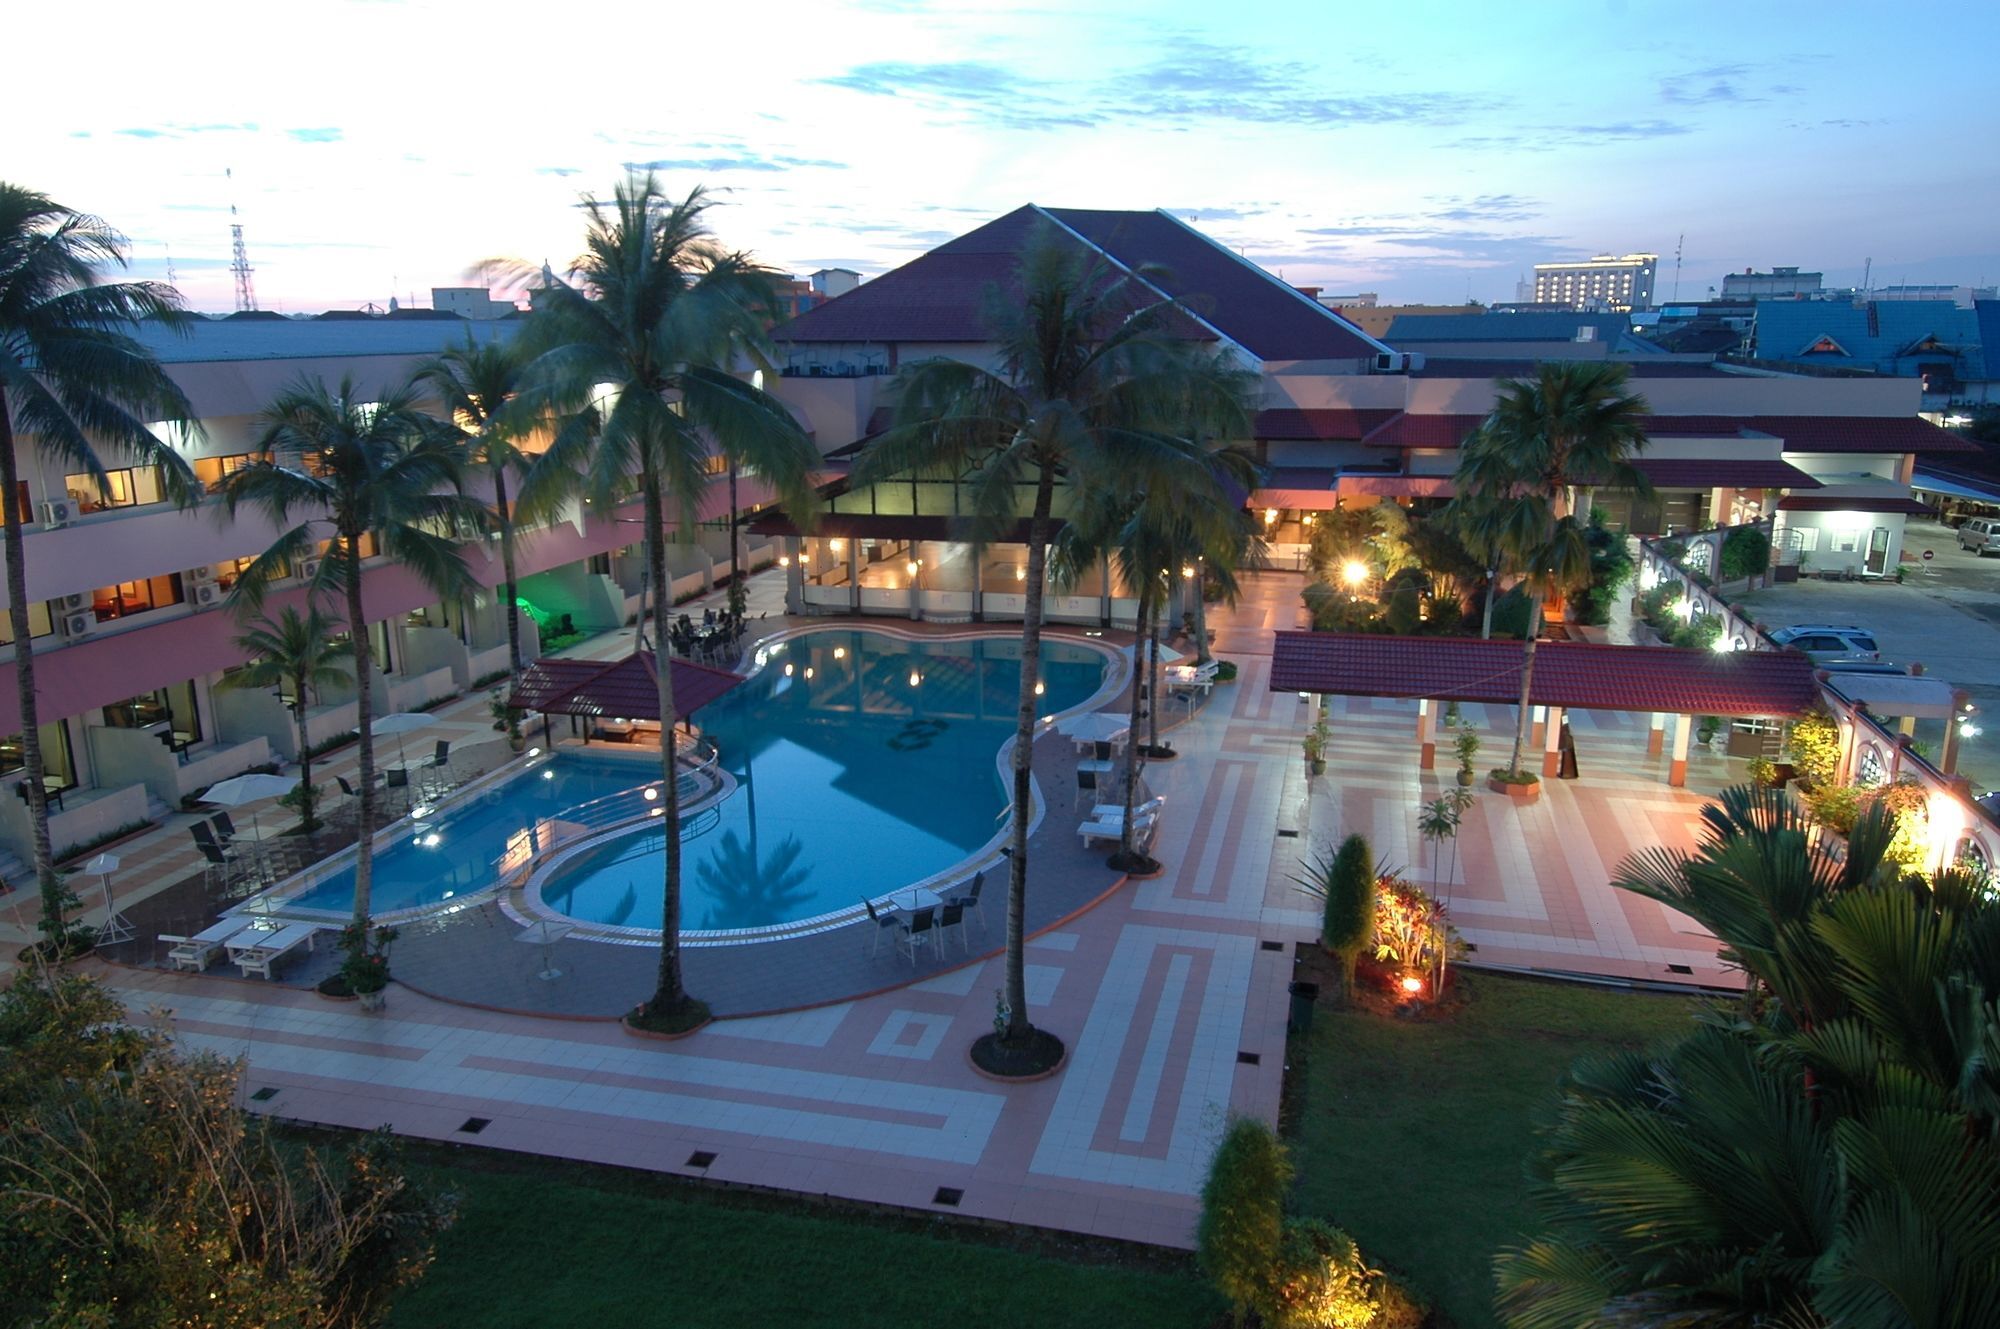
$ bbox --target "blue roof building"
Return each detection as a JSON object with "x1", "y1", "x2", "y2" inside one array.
[{"x1": 1752, "y1": 299, "x2": 1990, "y2": 400}]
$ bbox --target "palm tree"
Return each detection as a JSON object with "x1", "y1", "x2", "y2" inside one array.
[
  {"x1": 0, "y1": 185, "x2": 202, "y2": 946},
  {"x1": 1497, "y1": 786, "x2": 2000, "y2": 1328},
  {"x1": 222, "y1": 375, "x2": 485, "y2": 958},
  {"x1": 511, "y1": 175, "x2": 820, "y2": 1029},
  {"x1": 1454, "y1": 363, "x2": 1648, "y2": 780},
  {"x1": 853, "y1": 229, "x2": 1255, "y2": 1053},
  {"x1": 220, "y1": 606, "x2": 354, "y2": 835},
  {"x1": 412, "y1": 335, "x2": 534, "y2": 695}
]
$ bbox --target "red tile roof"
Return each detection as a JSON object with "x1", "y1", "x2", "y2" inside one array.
[
  {"x1": 1269, "y1": 631, "x2": 1821, "y2": 717},
  {"x1": 1360, "y1": 413, "x2": 1487, "y2": 449},
  {"x1": 1776, "y1": 495, "x2": 1931, "y2": 515},
  {"x1": 1253, "y1": 408, "x2": 1402, "y2": 440},
  {"x1": 510, "y1": 653, "x2": 743, "y2": 721},
  {"x1": 1635, "y1": 458, "x2": 1823, "y2": 490},
  {"x1": 772, "y1": 206, "x2": 1385, "y2": 362}
]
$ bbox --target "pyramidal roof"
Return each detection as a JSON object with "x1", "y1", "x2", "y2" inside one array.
[{"x1": 772, "y1": 205, "x2": 1389, "y2": 363}]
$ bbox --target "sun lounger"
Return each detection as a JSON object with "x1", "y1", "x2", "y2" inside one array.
[
  {"x1": 1079, "y1": 811, "x2": 1159, "y2": 848},
  {"x1": 161, "y1": 916, "x2": 267, "y2": 972},
  {"x1": 225, "y1": 922, "x2": 323, "y2": 980},
  {"x1": 1090, "y1": 796, "x2": 1166, "y2": 822}
]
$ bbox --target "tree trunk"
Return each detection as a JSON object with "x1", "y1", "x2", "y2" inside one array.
[
  {"x1": 1116, "y1": 590, "x2": 1149, "y2": 866},
  {"x1": 292, "y1": 669, "x2": 315, "y2": 836},
  {"x1": 1003, "y1": 466, "x2": 1056, "y2": 1042},
  {"x1": 1506, "y1": 589, "x2": 1545, "y2": 777},
  {"x1": 1480, "y1": 561, "x2": 1498, "y2": 640},
  {"x1": 496, "y1": 467, "x2": 522, "y2": 685},
  {"x1": 343, "y1": 532, "x2": 376, "y2": 936},
  {"x1": 1192, "y1": 564, "x2": 1211, "y2": 664},
  {"x1": 1147, "y1": 605, "x2": 1162, "y2": 753},
  {"x1": 726, "y1": 460, "x2": 745, "y2": 624},
  {"x1": 644, "y1": 475, "x2": 691, "y2": 1016},
  {"x1": 0, "y1": 403, "x2": 62, "y2": 942}
]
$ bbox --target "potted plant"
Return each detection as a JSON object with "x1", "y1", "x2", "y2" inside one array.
[
  {"x1": 1487, "y1": 767, "x2": 1541, "y2": 803},
  {"x1": 1303, "y1": 712, "x2": 1331, "y2": 776},
  {"x1": 319, "y1": 922, "x2": 398, "y2": 1013},
  {"x1": 1453, "y1": 727, "x2": 1480, "y2": 788},
  {"x1": 489, "y1": 689, "x2": 526, "y2": 753}
]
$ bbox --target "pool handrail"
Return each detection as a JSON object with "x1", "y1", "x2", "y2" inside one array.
[{"x1": 489, "y1": 748, "x2": 724, "y2": 887}]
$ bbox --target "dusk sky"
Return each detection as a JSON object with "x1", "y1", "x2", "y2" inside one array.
[{"x1": 18, "y1": 0, "x2": 2000, "y2": 313}]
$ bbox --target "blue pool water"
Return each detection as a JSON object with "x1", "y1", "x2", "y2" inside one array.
[
  {"x1": 287, "y1": 756, "x2": 649, "y2": 915},
  {"x1": 286, "y1": 630, "x2": 1107, "y2": 931},
  {"x1": 542, "y1": 630, "x2": 1107, "y2": 931}
]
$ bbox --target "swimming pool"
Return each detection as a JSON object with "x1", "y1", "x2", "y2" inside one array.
[{"x1": 536, "y1": 629, "x2": 1109, "y2": 933}]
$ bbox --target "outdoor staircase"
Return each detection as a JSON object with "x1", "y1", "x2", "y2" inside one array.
[{"x1": 144, "y1": 793, "x2": 176, "y2": 823}]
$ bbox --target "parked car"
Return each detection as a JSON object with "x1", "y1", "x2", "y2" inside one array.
[
  {"x1": 1769, "y1": 624, "x2": 1882, "y2": 662},
  {"x1": 1818, "y1": 659, "x2": 1911, "y2": 676},
  {"x1": 1957, "y1": 518, "x2": 2000, "y2": 555}
]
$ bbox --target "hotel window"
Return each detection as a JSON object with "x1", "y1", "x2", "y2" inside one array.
[
  {"x1": 0, "y1": 720, "x2": 77, "y2": 790},
  {"x1": 192, "y1": 452, "x2": 265, "y2": 491},
  {"x1": 65, "y1": 465, "x2": 166, "y2": 513},
  {"x1": 89, "y1": 572, "x2": 186, "y2": 621},
  {"x1": 0, "y1": 602, "x2": 55, "y2": 646},
  {"x1": 702, "y1": 453, "x2": 729, "y2": 477},
  {"x1": 315, "y1": 532, "x2": 379, "y2": 560},
  {"x1": 215, "y1": 556, "x2": 258, "y2": 590},
  {"x1": 102, "y1": 680, "x2": 201, "y2": 742}
]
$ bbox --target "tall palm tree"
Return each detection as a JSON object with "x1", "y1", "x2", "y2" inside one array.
[
  {"x1": 412, "y1": 335, "x2": 535, "y2": 693},
  {"x1": 0, "y1": 184, "x2": 201, "y2": 945},
  {"x1": 1454, "y1": 363, "x2": 1648, "y2": 780},
  {"x1": 223, "y1": 375, "x2": 485, "y2": 954},
  {"x1": 219, "y1": 606, "x2": 354, "y2": 835},
  {"x1": 511, "y1": 175, "x2": 820, "y2": 1029},
  {"x1": 853, "y1": 230, "x2": 1255, "y2": 1051}
]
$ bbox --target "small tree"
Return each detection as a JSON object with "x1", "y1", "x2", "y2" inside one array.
[
  {"x1": 1718, "y1": 524, "x2": 1771, "y2": 582},
  {"x1": 221, "y1": 605, "x2": 353, "y2": 836},
  {"x1": 1263, "y1": 1217, "x2": 1380, "y2": 1329},
  {"x1": 1198, "y1": 1116, "x2": 1293, "y2": 1327},
  {"x1": 1294, "y1": 834, "x2": 1377, "y2": 1002}
]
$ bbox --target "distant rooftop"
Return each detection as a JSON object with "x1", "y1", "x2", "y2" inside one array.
[{"x1": 123, "y1": 315, "x2": 519, "y2": 364}]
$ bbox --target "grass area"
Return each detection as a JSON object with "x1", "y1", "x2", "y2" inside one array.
[
  {"x1": 1287, "y1": 970, "x2": 1700, "y2": 1329},
  {"x1": 385, "y1": 1151, "x2": 1223, "y2": 1329}
]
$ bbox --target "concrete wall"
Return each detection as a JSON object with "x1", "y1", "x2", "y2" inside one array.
[{"x1": 0, "y1": 780, "x2": 153, "y2": 864}]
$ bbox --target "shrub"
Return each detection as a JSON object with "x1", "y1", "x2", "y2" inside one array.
[
  {"x1": 1373, "y1": 873, "x2": 1460, "y2": 977},
  {"x1": 1719, "y1": 524, "x2": 1772, "y2": 581},
  {"x1": 1638, "y1": 581, "x2": 1684, "y2": 634},
  {"x1": 1293, "y1": 835, "x2": 1376, "y2": 1001},
  {"x1": 1262, "y1": 1218, "x2": 1379, "y2": 1329},
  {"x1": 1486, "y1": 585, "x2": 1534, "y2": 639},
  {"x1": 1213, "y1": 659, "x2": 1239, "y2": 682},
  {"x1": 1198, "y1": 1117, "x2": 1292, "y2": 1324},
  {"x1": 304, "y1": 728, "x2": 360, "y2": 760},
  {"x1": 1804, "y1": 781, "x2": 1863, "y2": 834},
  {"x1": 1786, "y1": 708, "x2": 1841, "y2": 787},
  {"x1": 1670, "y1": 612, "x2": 1725, "y2": 651},
  {"x1": 1573, "y1": 525, "x2": 1635, "y2": 626}
]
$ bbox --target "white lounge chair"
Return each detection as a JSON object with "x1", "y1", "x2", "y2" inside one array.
[
  {"x1": 1091, "y1": 796, "x2": 1166, "y2": 823},
  {"x1": 1080, "y1": 811, "x2": 1159, "y2": 849},
  {"x1": 161, "y1": 916, "x2": 266, "y2": 972},
  {"x1": 225, "y1": 922, "x2": 323, "y2": 980}
]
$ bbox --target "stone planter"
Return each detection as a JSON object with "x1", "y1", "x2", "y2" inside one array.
[
  {"x1": 621, "y1": 1013, "x2": 713, "y2": 1041},
  {"x1": 357, "y1": 987, "x2": 387, "y2": 1014},
  {"x1": 1487, "y1": 775, "x2": 1542, "y2": 804}
]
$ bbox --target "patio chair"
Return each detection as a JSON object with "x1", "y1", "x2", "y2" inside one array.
[
  {"x1": 897, "y1": 906, "x2": 938, "y2": 965},
  {"x1": 209, "y1": 811, "x2": 238, "y2": 843},
  {"x1": 1080, "y1": 809, "x2": 1158, "y2": 849},
  {"x1": 937, "y1": 899, "x2": 969, "y2": 954},
  {"x1": 861, "y1": 898, "x2": 899, "y2": 958},
  {"x1": 1091, "y1": 796, "x2": 1166, "y2": 823},
  {"x1": 384, "y1": 766, "x2": 411, "y2": 808},
  {"x1": 1076, "y1": 768, "x2": 1098, "y2": 799},
  {"x1": 944, "y1": 870, "x2": 987, "y2": 939},
  {"x1": 425, "y1": 739, "x2": 451, "y2": 769}
]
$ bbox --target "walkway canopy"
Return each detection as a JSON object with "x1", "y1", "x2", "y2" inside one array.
[
  {"x1": 509, "y1": 652, "x2": 743, "y2": 721},
  {"x1": 1269, "y1": 632, "x2": 1820, "y2": 718}
]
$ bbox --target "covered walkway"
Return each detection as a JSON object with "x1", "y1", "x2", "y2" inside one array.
[{"x1": 1270, "y1": 632, "x2": 1821, "y2": 786}]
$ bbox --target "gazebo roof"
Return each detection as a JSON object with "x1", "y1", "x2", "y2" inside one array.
[
  {"x1": 1270, "y1": 632, "x2": 1821, "y2": 718},
  {"x1": 509, "y1": 652, "x2": 743, "y2": 720}
]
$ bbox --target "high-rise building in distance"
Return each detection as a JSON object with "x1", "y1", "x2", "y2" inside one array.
[{"x1": 1531, "y1": 253, "x2": 1659, "y2": 311}]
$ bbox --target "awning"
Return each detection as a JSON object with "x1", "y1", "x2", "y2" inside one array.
[
  {"x1": 1270, "y1": 631, "x2": 1821, "y2": 717},
  {"x1": 1777, "y1": 495, "x2": 1931, "y2": 516},
  {"x1": 1635, "y1": 458, "x2": 1822, "y2": 490},
  {"x1": 1823, "y1": 672, "x2": 1959, "y2": 720},
  {"x1": 510, "y1": 652, "x2": 743, "y2": 721},
  {"x1": 1250, "y1": 468, "x2": 1339, "y2": 511},
  {"x1": 1912, "y1": 471, "x2": 2000, "y2": 504},
  {"x1": 748, "y1": 511, "x2": 1064, "y2": 542}
]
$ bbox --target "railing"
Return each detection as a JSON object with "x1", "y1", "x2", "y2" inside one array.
[
  {"x1": 490, "y1": 741, "x2": 725, "y2": 887},
  {"x1": 1635, "y1": 519, "x2": 1776, "y2": 655}
]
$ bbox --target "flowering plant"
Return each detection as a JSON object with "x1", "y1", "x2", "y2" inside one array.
[{"x1": 337, "y1": 923, "x2": 400, "y2": 994}]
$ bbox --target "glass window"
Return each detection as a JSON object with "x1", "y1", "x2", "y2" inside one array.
[
  {"x1": 0, "y1": 720, "x2": 77, "y2": 789},
  {"x1": 192, "y1": 452, "x2": 264, "y2": 491},
  {"x1": 102, "y1": 681, "x2": 200, "y2": 742},
  {"x1": 215, "y1": 556, "x2": 257, "y2": 590},
  {"x1": 89, "y1": 572, "x2": 186, "y2": 621},
  {"x1": 65, "y1": 466, "x2": 165, "y2": 513},
  {"x1": 0, "y1": 602, "x2": 55, "y2": 646}
]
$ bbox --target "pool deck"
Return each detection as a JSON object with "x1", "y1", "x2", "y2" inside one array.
[{"x1": 22, "y1": 567, "x2": 1742, "y2": 1251}]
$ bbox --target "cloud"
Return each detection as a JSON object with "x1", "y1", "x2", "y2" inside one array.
[
  {"x1": 116, "y1": 128, "x2": 169, "y2": 139},
  {"x1": 1447, "y1": 120, "x2": 1692, "y2": 152},
  {"x1": 286, "y1": 127, "x2": 343, "y2": 143},
  {"x1": 1111, "y1": 42, "x2": 1500, "y2": 126},
  {"x1": 622, "y1": 153, "x2": 847, "y2": 173},
  {"x1": 114, "y1": 121, "x2": 261, "y2": 140},
  {"x1": 1163, "y1": 206, "x2": 1259, "y2": 221},
  {"x1": 1428, "y1": 193, "x2": 1542, "y2": 223},
  {"x1": 1657, "y1": 62, "x2": 1812, "y2": 106},
  {"x1": 535, "y1": 167, "x2": 581, "y2": 177},
  {"x1": 815, "y1": 60, "x2": 1100, "y2": 131}
]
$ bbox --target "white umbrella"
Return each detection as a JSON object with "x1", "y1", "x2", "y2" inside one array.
[
  {"x1": 516, "y1": 919, "x2": 574, "y2": 981},
  {"x1": 1055, "y1": 711, "x2": 1131, "y2": 744},
  {"x1": 203, "y1": 772, "x2": 300, "y2": 842},
  {"x1": 1152, "y1": 642, "x2": 1186, "y2": 666},
  {"x1": 370, "y1": 712, "x2": 432, "y2": 766},
  {"x1": 84, "y1": 852, "x2": 133, "y2": 947}
]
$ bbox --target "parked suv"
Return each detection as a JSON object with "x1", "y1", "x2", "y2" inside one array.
[
  {"x1": 1957, "y1": 518, "x2": 2000, "y2": 555},
  {"x1": 1769, "y1": 624, "x2": 1882, "y2": 662}
]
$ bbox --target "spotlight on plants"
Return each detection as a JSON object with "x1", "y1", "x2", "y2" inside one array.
[{"x1": 1342, "y1": 560, "x2": 1369, "y2": 588}]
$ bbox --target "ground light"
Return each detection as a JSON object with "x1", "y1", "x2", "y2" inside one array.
[
  {"x1": 1399, "y1": 975, "x2": 1424, "y2": 995},
  {"x1": 1342, "y1": 560, "x2": 1369, "y2": 588}
]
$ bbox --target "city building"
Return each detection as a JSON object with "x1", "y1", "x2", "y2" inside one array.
[
  {"x1": 1382, "y1": 310, "x2": 1655, "y2": 358},
  {"x1": 1532, "y1": 253, "x2": 1660, "y2": 311},
  {"x1": 428, "y1": 286, "x2": 519, "y2": 320},
  {"x1": 1335, "y1": 303, "x2": 1480, "y2": 341},
  {"x1": 769, "y1": 276, "x2": 827, "y2": 322},
  {"x1": 1641, "y1": 300, "x2": 1757, "y2": 356},
  {"x1": 0, "y1": 314, "x2": 777, "y2": 872},
  {"x1": 810, "y1": 268, "x2": 862, "y2": 299},
  {"x1": 1720, "y1": 267, "x2": 1824, "y2": 300},
  {"x1": 1752, "y1": 298, "x2": 1996, "y2": 407},
  {"x1": 1868, "y1": 284, "x2": 1996, "y2": 309}
]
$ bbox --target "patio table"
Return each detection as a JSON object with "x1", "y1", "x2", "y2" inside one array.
[{"x1": 890, "y1": 886, "x2": 944, "y2": 917}]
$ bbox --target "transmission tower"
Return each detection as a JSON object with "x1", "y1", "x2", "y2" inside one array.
[{"x1": 226, "y1": 167, "x2": 257, "y2": 312}]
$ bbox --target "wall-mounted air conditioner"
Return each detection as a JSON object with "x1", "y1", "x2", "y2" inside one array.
[
  {"x1": 296, "y1": 558, "x2": 322, "y2": 583},
  {"x1": 38, "y1": 498, "x2": 75, "y2": 528},
  {"x1": 57, "y1": 591, "x2": 89, "y2": 613},
  {"x1": 187, "y1": 564, "x2": 218, "y2": 585},
  {"x1": 60, "y1": 610, "x2": 96, "y2": 639},
  {"x1": 192, "y1": 582, "x2": 224, "y2": 609}
]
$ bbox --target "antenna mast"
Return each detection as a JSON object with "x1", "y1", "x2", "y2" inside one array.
[
  {"x1": 164, "y1": 245, "x2": 178, "y2": 287},
  {"x1": 226, "y1": 167, "x2": 258, "y2": 313},
  {"x1": 1671, "y1": 233, "x2": 1684, "y2": 303}
]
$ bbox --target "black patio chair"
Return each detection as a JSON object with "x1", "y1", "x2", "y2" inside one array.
[
  {"x1": 896, "y1": 906, "x2": 938, "y2": 966},
  {"x1": 209, "y1": 811, "x2": 238, "y2": 843},
  {"x1": 938, "y1": 900, "x2": 969, "y2": 954},
  {"x1": 861, "y1": 898, "x2": 899, "y2": 958}
]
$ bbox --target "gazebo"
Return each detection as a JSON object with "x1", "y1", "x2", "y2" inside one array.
[{"x1": 508, "y1": 652, "x2": 744, "y2": 743}]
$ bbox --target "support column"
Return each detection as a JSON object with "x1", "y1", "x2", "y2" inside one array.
[
  {"x1": 1647, "y1": 711, "x2": 1666, "y2": 757},
  {"x1": 1530, "y1": 704, "x2": 1547, "y2": 750},
  {"x1": 971, "y1": 540, "x2": 985, "y2": 622},
  {"x1": 846, "y1": 539, "x2": 860, "y2": 615},
  {"x1": 1942, "y1": 688, "x2": 1971, "y2": 775},
  {"x1": 1669, "y1": 713, "x2": 1692, "y2": 788},
  {"x1": 1417, "y1": 699, "x2": 1435, "y2": 771},
  {"x1": 783, "y1": 537, "x2": 805, "y2": 615},
  {"x1": 1542, "y1": 705, "x2": 1564, "y2": 777}
]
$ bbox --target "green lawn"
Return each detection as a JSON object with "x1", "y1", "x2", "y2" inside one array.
[
  {"x1": 386, "y1": 1155, "x2": 1223, "y2": 1329},
  {"x1": 1287, "y1": 971, "x2": 1700, "y2": 1329}
]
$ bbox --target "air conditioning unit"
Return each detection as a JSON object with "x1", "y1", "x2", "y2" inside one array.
[
  {"x1": 296, "y1": 558, "x2": 322, "y2": 583},
  {"x1": 57, "y1": 591, "x2": 89, "y2": 613},
  {"x1": 1371, "y1": 352, "x2": 1426, "y2": 374},
  {"x1": 60, "y1": 610, "x2": 97, "y2": 639},
  {"x1": 187, "y1": 564, "x2": 218, "y2": 586},
  {"x1": 192, "y1": 582, "x2": 224, "y2": 609},
  {"x1": 38, "y1": 498, "x2": 76, "y2": 528}
]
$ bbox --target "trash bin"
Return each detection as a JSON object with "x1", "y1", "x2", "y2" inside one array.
[{"x1": 1288, "y1": 980, "x2": 1320, "y2": 1036}]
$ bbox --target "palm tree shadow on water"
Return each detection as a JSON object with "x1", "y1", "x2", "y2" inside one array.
[{"x1": 697, "y1": 831, "x2": 814, "y2": 930}]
